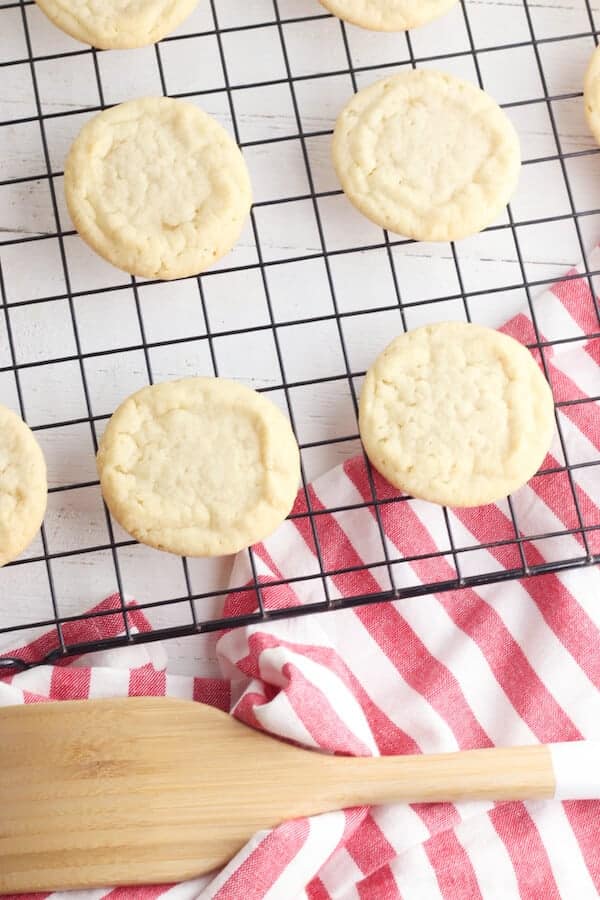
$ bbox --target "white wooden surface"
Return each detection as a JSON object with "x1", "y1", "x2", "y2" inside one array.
[{"x1": 0, "y1": 0, "x2": 598, "y2": 675}]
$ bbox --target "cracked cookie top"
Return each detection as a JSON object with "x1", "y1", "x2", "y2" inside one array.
[
  {"x1": 97, "y1": 377, "x2": 300, "y2": 557},
  {"x1": 318, "y1": 0, "x2": 458, "y2": 31},
  {"x1": 332, "y1": 70, "x2": 521, "y2": 242},
  {"x1": 0, "y1": 405, "x2": 47, "y2": 567},
  {"x1": 65, "y1": 97, "x2": 252, "y2": 280},
  {"x1": 359, "y1": 322, "x2": 555, "y2": 507},
  {"x1": 34, "y1": 0, "x2": 198, "y2": 49}
]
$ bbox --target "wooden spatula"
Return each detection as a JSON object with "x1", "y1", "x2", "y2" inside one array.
[{"x1": 1, "y1": 697, "x2": 598, "y2": 893}]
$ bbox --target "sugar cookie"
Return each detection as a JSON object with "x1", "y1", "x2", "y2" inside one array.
[
  {"x1": 359, "y1": 322, "x2": 555, "y2": 507},
  {"x1": 584, "y1": 46, "x2": 600, "y2": 145},
  {"x1": 97, "y1": 378, "x2": 300, "y2": 557},
  {"x1": 332, "y1": 70, "x2": 521, "y2": 242},
  {"x1": 34, "y1": 0, "x2": 198, "y2": 49},
  {"x1": 65, "y1": 97, "x2": 252, "y2": 280},
  {"x1": 0, "y1": 405, "x2": 47, "y2": 567},
  {"x1": 318, "y1": 0, "x2": 458, "y2": 31}
]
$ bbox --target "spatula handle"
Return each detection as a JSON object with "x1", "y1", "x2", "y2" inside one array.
[{"x1": 329, "y1": 742, "x2": 600, "y2": 806}]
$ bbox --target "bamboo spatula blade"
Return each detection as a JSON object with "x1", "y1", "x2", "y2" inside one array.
[
  {"x1": 1, "y1": 697, "x2": 333, "y2": 890},
  {"x1": 1, "y1": 697, "x2": 597, "y2": 893}
]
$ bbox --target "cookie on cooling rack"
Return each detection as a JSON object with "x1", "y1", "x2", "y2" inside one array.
[
  {"x1": 358, "y1": 322, "x2": 555, "y2": 508},
  {"x1": 97, "y1": 377, "x2": 300, "y2": 557},
  {"x1": 332, "y1": 70, "x2": 521, "y2": 242},
  {"x1": 0, "y1": 405, "x2": 47, "y2": 567},
  {"x1": 34, "y1": 0, "x2": 197, "y2": 49},
  {"x1": 318, "y1": 0, "x2": 458, "y2": 30},
  {"x1": 584, "y1": 46, "x2": 600, "y2": 145},
  {"x1": 64, "y1": 97, "x2": 252, "y2": 280}
]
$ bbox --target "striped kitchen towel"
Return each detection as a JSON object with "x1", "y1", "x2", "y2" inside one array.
[{"x1": 1, "y1": 251, "x2": 599, "y2": 899}]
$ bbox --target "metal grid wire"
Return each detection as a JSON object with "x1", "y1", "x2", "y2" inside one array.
[{"x1": 0, "y1": 0, "x2": 599, "y2": 669}]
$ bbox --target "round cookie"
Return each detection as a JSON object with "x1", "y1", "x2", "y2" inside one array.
[
  {"x1": 34, "y1": 0, "x2": 198, "y2": 50},
  {"x1": 584, "y1": 46, "x2": 600, "y2": 144},
  {"x1": 97, "y1": 378, "x2": 301, "y2": 557},
  {"x1": 332, "y1": 70, "x2": 521, "y2": 242},
  {"x1": 65, "y1": 97, "x2": 252, "y2": 280},
  {"x1": 0, "y1": 405, "x2": 47, "y2": 567},
  {"x1": 318, "y1": 0, "x2": 458, "y2": 31},
  {"x1": 359, "y1": 322, "x2": 555, "y2": 508}
]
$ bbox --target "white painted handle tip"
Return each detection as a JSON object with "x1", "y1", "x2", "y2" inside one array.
[{"x1": 551, "y1": 742, "x2": 600, "y2": 800}]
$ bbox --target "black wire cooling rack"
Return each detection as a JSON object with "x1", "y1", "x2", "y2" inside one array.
[{"x1": 0, "y1": 0, "x2": 599, "y2": 670}]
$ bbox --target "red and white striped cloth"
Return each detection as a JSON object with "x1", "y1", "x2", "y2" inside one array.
[{"x1": 2, "y1": 252, "x2": 600, "y2": 899}]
